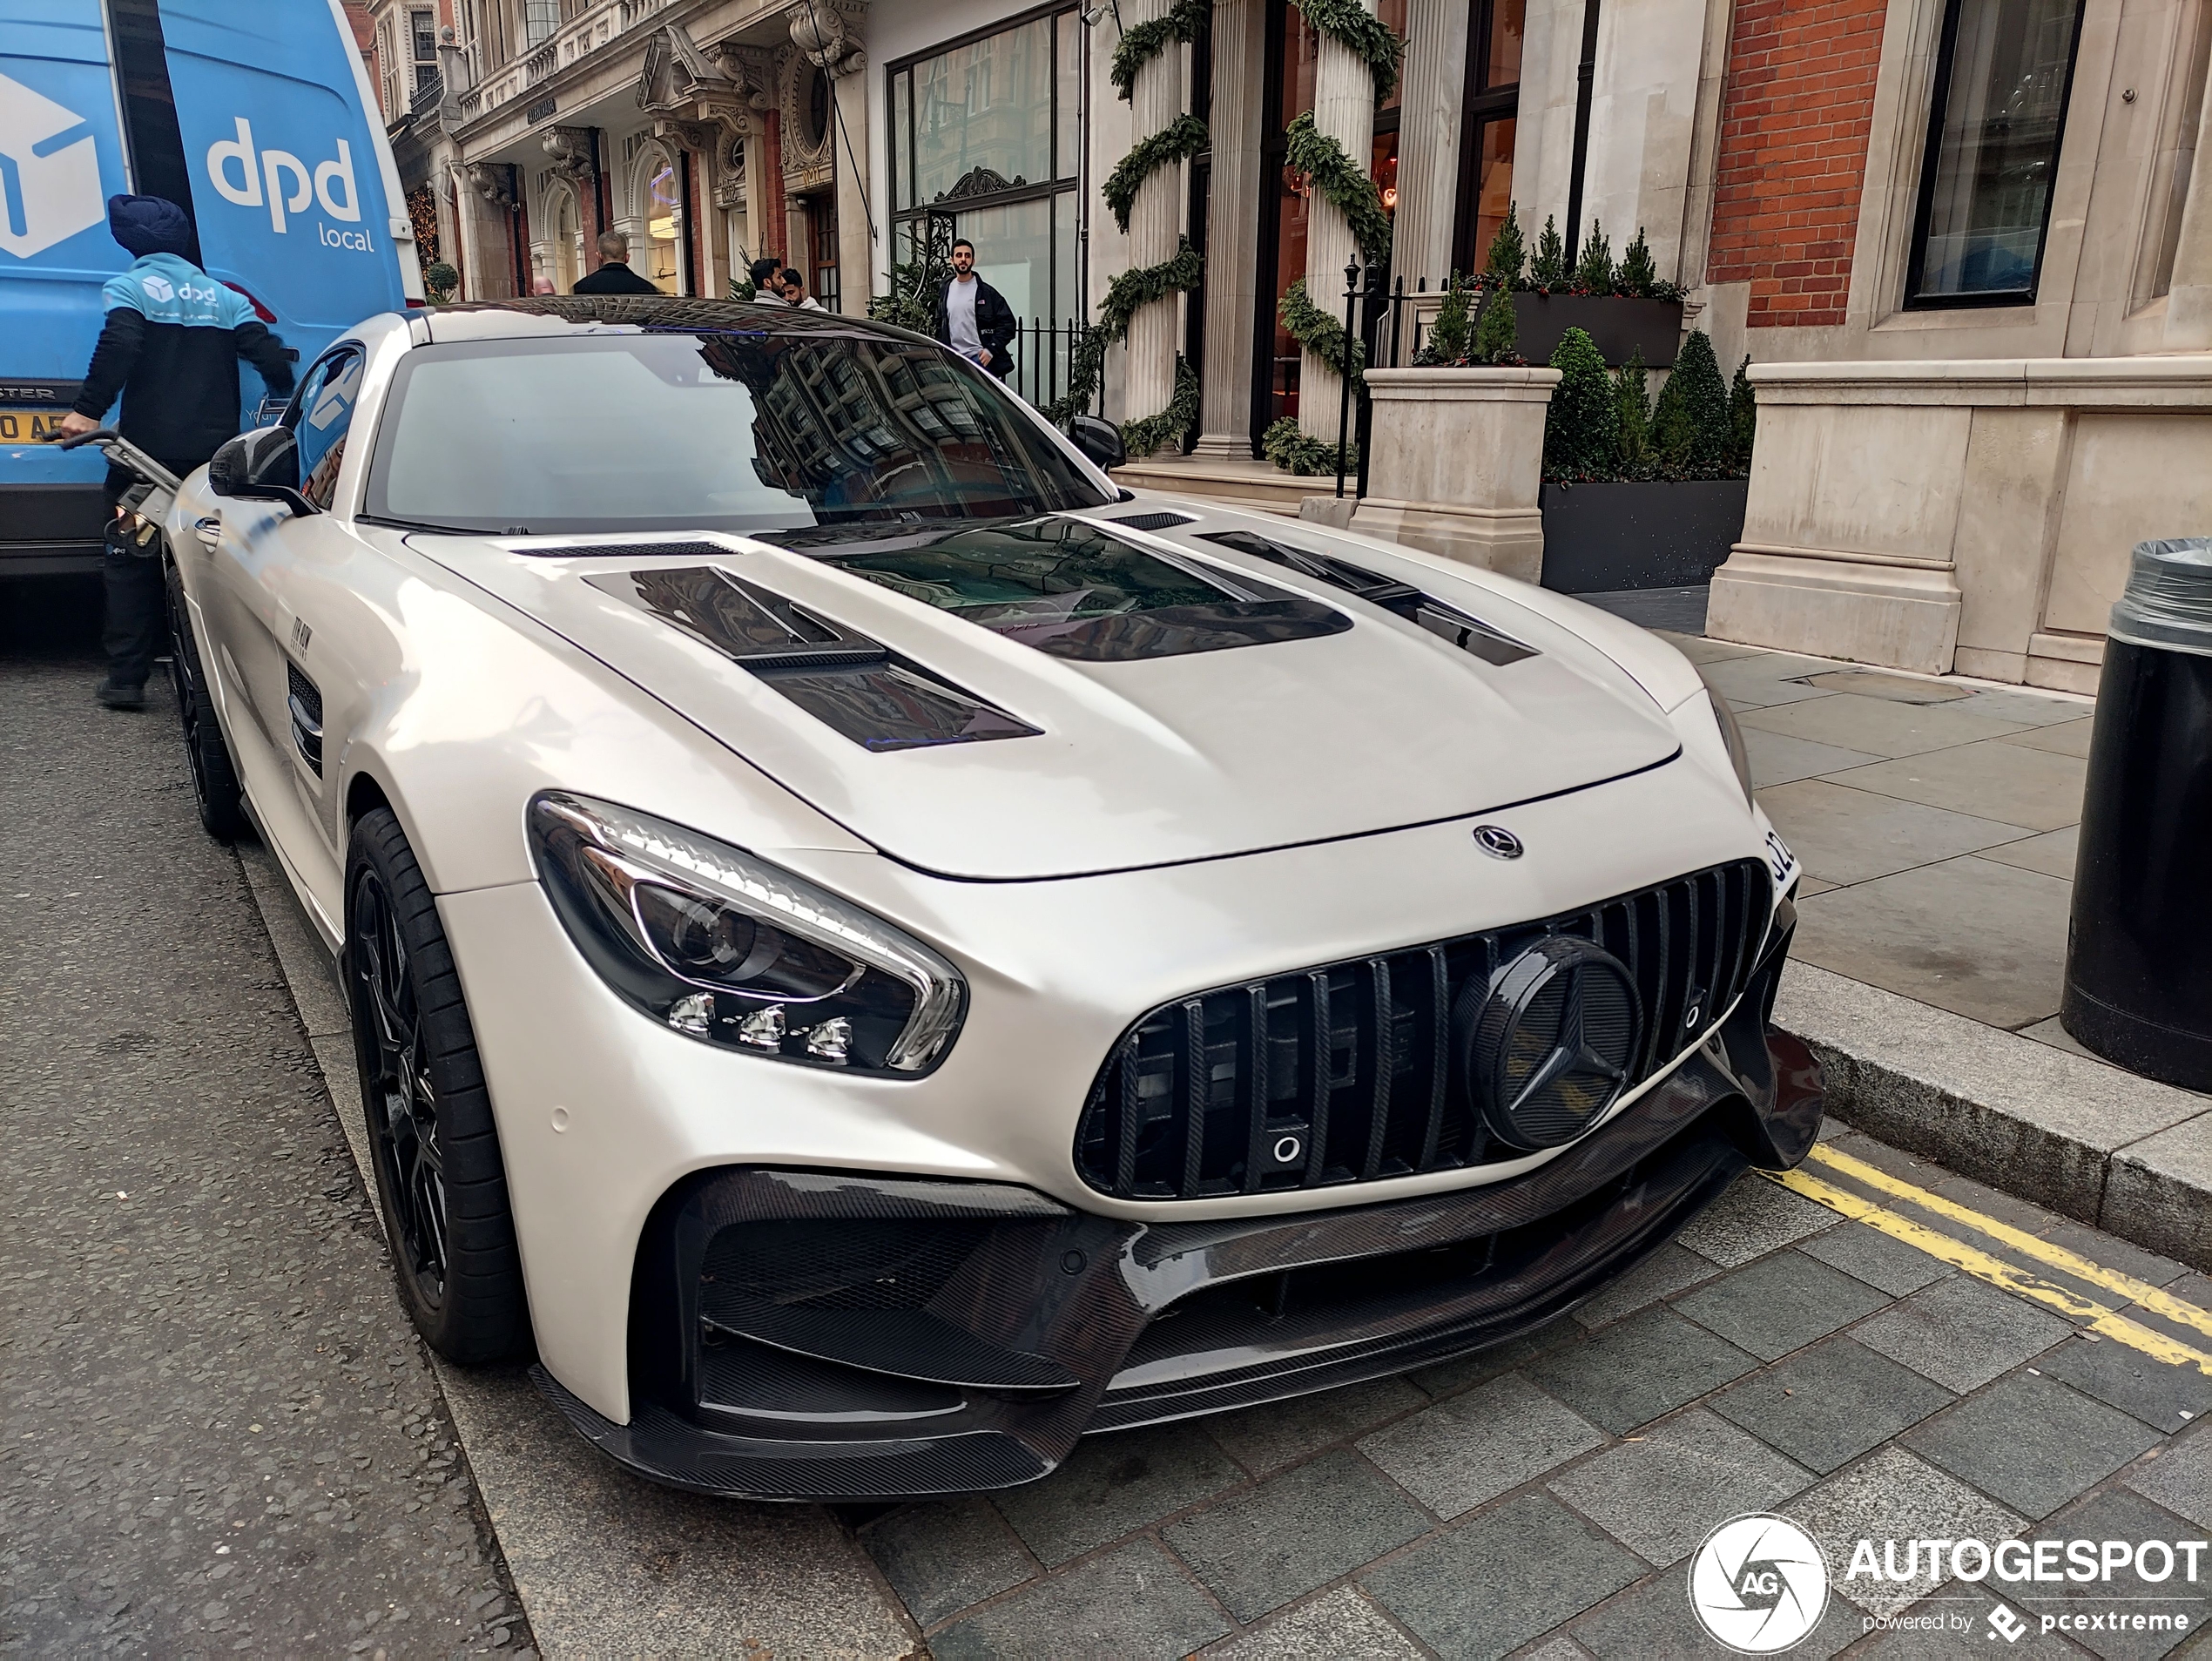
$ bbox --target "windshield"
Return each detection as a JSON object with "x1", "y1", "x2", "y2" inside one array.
[{"x1": 363, "y1": 330, "x2": 1109, "y2": 534}]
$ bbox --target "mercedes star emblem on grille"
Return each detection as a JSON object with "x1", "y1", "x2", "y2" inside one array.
[
  {"x1": 1472, "y1": 824, "x2": 1523, "y2": 859},
  {"x1": 1468, "y1": 937, "x2": 1643, "y2": 1151}
]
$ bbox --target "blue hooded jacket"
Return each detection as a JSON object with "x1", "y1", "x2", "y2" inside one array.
[{"x1": 72, "y1": 200, "x2": 295, "y2": 465}]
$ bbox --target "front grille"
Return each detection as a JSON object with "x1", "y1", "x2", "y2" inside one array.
[{"x1": 1073, "y1": 860, "x2": 1772, "y2": 1200}]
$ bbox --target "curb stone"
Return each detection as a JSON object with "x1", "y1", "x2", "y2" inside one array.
[{"x1": 1775, "y1": 961, "x2": 2212, "y2": 1269}]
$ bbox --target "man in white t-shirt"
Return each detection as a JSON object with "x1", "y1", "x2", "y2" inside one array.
[
  {"x1": 746, "y1": 256, "x2": 786, "y2": 305},
  {"x1": 779, "y1": 267, "x2": 826, "y2": 311},
  {"x1": 928, "y1": 239, "x2": 1016, "y2": 380}
]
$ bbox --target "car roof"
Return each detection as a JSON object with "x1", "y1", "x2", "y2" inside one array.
[{"x1": 419, "y1": 296, "x2": 933, "y2": 348}]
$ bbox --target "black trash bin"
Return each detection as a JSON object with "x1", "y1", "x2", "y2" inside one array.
[{"x1": 2062, "y1": 537, "x2": 2212, "y2": 1090}]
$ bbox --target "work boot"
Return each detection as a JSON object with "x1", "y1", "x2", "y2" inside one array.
[{"x1": 96, "y1": 677, "x2": 146, "y2": 711}]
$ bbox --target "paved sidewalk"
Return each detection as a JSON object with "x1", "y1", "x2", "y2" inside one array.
[{"x1": 850, "y1": 1140, "x2": 2212, "y2": 1657}]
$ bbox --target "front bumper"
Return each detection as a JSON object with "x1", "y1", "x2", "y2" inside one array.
[{"x1": 534, "y1": 933, "x2": 1823, "y2": 1501}]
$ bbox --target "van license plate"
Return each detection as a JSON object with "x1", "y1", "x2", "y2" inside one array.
[{"x1": 0, "y1": 409, "x2": 70, "y2": 442}]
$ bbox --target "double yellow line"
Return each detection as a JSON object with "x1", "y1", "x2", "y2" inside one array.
[{"x1": 1770, "y1": 1143, "x2": 2212, "y2": 1376}]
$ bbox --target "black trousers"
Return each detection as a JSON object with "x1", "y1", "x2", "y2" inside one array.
[{"x1": 100, "y1": 452, "x2": 202, "y2": 690}]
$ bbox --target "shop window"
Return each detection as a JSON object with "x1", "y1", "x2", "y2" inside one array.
[
  {"x1": 1450, "y1": 0, "x2": 1524, "y2": 278},
  {"x1": 886, "y1": 8, "x2": 1083, "y2": 393},
  {"x1": 811, "y1": 196, "x2": 840, "y2": 314},
  {"x1": 1905, "y1": 0, "x2": 2086, "y2": 307}
]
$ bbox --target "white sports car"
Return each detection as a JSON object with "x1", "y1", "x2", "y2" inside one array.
[{"x1": 150, "y1": 298, "x2": 1818, "y2": 1500}]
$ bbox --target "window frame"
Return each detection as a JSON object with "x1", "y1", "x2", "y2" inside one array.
[
  {"x1": 1900, "y1": 0, "x2": 2089, "y2": 312},
  {"x1": 883, "y1": 3, "x2": 1082, "y2": 310}
]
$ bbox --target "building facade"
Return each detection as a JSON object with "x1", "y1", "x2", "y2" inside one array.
[{"x1": 360, "y1": 0, "x2": 2212, "y2": 688}]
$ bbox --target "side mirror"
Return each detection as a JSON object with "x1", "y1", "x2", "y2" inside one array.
[
  {"x1": 1067, "y1": 413, "x2": 1126, "y2": 472},
  {"x1": 208, "y1": 426, "x2": 314, "y2": 515}
]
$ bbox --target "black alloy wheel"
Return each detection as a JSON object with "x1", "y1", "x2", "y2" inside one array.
[
  {"x1": 346, "y1": 807, "x2": 529, "y2": 1363},
  {"x1": 164, "y1": 557, "x2": 246, "y2": 841}
]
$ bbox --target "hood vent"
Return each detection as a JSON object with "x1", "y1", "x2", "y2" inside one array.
[
  {"x1": 513, "y1": 540, "x2": 734, "y2": 560},
  {"x1": 587, "y1": 565, "x2": 1040, "y2": 753},
  {"x1": 1110, "y1": 510, "x2": 1199, "y2": 532},
  {"x1": 1198, "y1": 530, "x2": 1538, "y2": 668}
]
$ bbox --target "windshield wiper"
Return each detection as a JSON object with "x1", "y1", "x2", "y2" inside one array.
[{"x1": 357, "y1": 512, "x2": 494, "y2": 536}]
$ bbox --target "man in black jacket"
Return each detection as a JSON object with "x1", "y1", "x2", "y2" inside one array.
[
  {"x1": 929, "y1": 240, "x2": 1016, "y2": 381},
  {"x1": 58, "y1": 195, "x2": 294, "y2": 709},
  {"x1": 570, "y1": 231, "x2": 661, "y2": 295}
]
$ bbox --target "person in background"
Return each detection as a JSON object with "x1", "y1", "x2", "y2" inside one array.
[
  {"x1": 570, "y1": 231, "x2": 658, "y2": 295},
  {"x1": 929, "y1": 239, "x2": 1015, "y2": 381},
  {"x1": 747, "y1": 255, "x2": 786, "y2": 304},
  {"x1": 530, "y1": 273, "x2": 556, "y2": 295},
  {"x1": 779, "y1": 267, "x2": 825, "y2": 312},
  {"x1": 57, "y1": 194, "x2": 293, "y2": 711}
]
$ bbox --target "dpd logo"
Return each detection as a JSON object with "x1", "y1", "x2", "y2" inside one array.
[
  {"x1": 1689, "y1": 1514, "x2": 1830, "y2": 1653},
  {"x1": 0, "y1": 71, "x2": 104, "y2": 260}
]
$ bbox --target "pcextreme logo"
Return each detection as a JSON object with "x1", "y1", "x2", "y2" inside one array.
[
  {"x1": 205, "y1": 118, "x2": 372, "y2": 248},
  {"x1": 0, "y1": 70, "x2": 105, "y2": 260}
]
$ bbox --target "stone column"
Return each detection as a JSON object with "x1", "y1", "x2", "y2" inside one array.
[
  {"x1": 1124, "y1": 0, "x2": 1184, "y2": 427},
  {"x1": 1389, "y1": 0, "x2": 1469, "y2": 291},
  {"x1": 1301, "y1": 0, "x2": 1378, "y2": 445},
  {"x1": 1194, "y1": 0, "x2": 1264, "y2": 456},
  {"x1": 833, "y1": 70, "x2": 871, "y2": 313},
  {"x1": 2166, "y1": 91, "x2": 2212, "y2": 350}
]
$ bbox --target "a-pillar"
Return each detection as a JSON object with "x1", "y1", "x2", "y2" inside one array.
[
  {"x1": 1388, "y1": 0, "x2": 1468, "y2": 293},
  {"x1": 1301, "y1": 0, "x2": 1377, "y2": 445},
  {"x1": 1123, "y1": 0, "x2": 1183, "y2": 430},
  {"x1": 1194, "y1": 0, "x2": 1264, "y2": 456},
  {"x1": 2167, "y1": 90, "x2": 2212, "y2": 350}
]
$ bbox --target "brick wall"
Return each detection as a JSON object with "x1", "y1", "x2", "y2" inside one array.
[{"x1": 1706, "y1": 0, "x2": 1888, "y2": 329}]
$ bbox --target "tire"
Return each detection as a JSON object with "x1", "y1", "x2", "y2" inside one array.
[
  {"x1": 345, "y1": 807, "x2": 530, "y2": 1363},
  {"x1": 165, "y1": 557, "x2": 246, "y2": 841}
]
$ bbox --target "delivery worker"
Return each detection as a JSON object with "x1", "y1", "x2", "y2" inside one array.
[{"x1": 58, "y1": 194, "x2": 295, "y2": 710}]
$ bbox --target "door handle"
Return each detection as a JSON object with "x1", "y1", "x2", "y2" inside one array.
[{"x1": 195, "y1": 515, "x2": 220, "y2": 550}]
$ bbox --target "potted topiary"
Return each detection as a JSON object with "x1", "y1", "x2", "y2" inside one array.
[
  {"x1": 422, "y1": 260, "x2": 460, "y2": 305},
  {"x1": 1480, "y1": 208, "x2": 1687, "y2": 369},
  {"x1": 1534, "y1": 327, "x2": 1757, "y2": 594}
]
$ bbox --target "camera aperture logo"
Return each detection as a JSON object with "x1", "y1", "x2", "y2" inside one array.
[{"x1": 1689, "y1": 1514, "x2": 1830, "y2": 1653}]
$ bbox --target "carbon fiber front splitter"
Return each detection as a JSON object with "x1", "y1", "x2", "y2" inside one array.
[{"x1": 535, "y1": 950, "x2": 1823, "y2": 1502}]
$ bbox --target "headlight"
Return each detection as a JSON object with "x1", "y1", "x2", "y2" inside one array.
[
  {"x1": 527, "y1": 792, "x2": 965, "y2": 1073},
  {"x1": 1695, "y1": 666, "x2": 1756, "y2": 806}
]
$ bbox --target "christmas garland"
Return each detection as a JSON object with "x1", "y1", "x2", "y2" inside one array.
[
  {"x1": 1062, "y1": 0, "x2": 1213, "y2": 455},
  {"x1": 1262, "y1": 416, "x2": 1358, "y2": 476},
  {"x1": 1046, "y1": 238, "x2": 1205, "y2": 438},
  {"x1": 1103, "y1": 115, "x2": 1211, "y2": 232},
  {"x1": 1283, "y1": 112, "x2": 1392, "y2": 265},
  {"x1": 1111, "y1": 0, "x2": 1211, "y2": 99},
  {"x1": 1267, "y1": 0, "x2": 1399, "y2": 471},
  {"x1": 1122, "y1": 355, "x2": 1202, "y2": 459},
  {"x1": 1277, "y1": 275, "x2": 1364, "y2": 381},
  {"x1": 1292, "y1": 0, "x2": 1402, "y2": 105}
]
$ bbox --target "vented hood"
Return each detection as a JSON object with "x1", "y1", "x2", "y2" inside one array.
[{"x1": 410, "y1": 521, "x2": 1682, "y2": 881}]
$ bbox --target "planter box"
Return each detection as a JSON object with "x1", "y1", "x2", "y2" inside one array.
[
  {"x1": 1349, "y1": 367, "x2": 1560, "y2": 582},
  {"x1": 1513, "y1": 294, "x2": 1683, "y2": 368},
  {"x1": 1539, "y1": 478, "x2": 1750, "y2": 594}
]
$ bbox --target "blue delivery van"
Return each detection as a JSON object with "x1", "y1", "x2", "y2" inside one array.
[{"x1": 1, "y1": 0, "x2": 421, "y2": 571}]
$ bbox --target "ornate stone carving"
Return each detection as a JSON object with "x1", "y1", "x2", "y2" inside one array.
[
  {"x1": 540, "y1": 125, "x2": 597, "y2": 183},
  {"x1": 465, "y1": 162, "x2": 514, "y2": 207},
  {"x1": 789, "y1": 2, "x2": 866, "y2": 79},
  {"x1": 637, "y1": 22, "x2": 756, "y2": 141}
]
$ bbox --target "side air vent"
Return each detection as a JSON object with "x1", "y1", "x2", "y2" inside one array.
[
  {"x1": 1199, "y1": 530, "x2": 1538, "y2": 667},
  {"x1": 286, "y1": 662, "x2": 323, "y2": 777},
  {"x1": 587, "y1": 564, "x2": 1040, "y2": 752},
  {"x1": 510, "y1": 541, "x2": 732, "y2": 560},
  {"x1": 1111, "y1": 510, "x2": 1198, "y2": 532}
]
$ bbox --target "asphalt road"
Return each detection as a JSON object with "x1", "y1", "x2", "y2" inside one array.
[{"x1": 0, "y1": 578, "x2": 531, "y2": 1658}]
